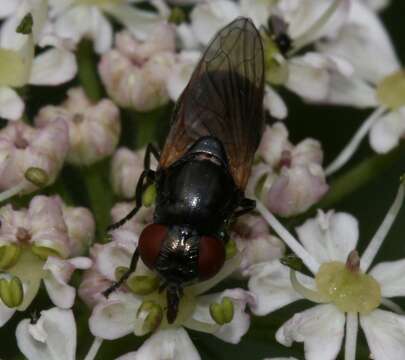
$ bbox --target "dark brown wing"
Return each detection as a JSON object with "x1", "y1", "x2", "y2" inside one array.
[{"x1": 160, "y1": 17, "x2": 265, "y2": 190}]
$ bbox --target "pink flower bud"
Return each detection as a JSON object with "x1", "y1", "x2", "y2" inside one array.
[
  {"x1": 0, "y1": 120, "x2": 69, "y2": 193},
  {"x1": 252, "y1": 123, "x2": 329, "y2": 217},
  {"x1": 98, "y1": 30, "x2": 176, "y2": 112},
  {"x1": 110, "y1": 202, "x2": 154, "y2": 236},
  {"x1": 115, "y1": 24, "x2": 176, "y2": 64},
  {"x1": 58, "y1": 198, "x2": 96, "y2": 257},
  {"x1": 35, "y1": 88, "x2": 121, "y2": 166},
  {"x1": 111, "y1": 147, "x2": 158, "y2": 199},
  {"x1": 231, "y1": 214, "x2": 285, "y2": 272}
]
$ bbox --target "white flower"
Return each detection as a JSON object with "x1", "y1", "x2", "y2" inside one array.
[
  {"x1": 0, "y1": 0, "x2": 77, "y2": 120},
  {"x1": 99, "y1": 25, "x2": 176, "y2": 111},
  {"x1": 35, "y1": 87, "x2": 121, "y2": 166},
  {"x1": 189, "y1": 0, "x2": 351, "y2": 119},
  {"x1": 0, "y1": 119, "x2": 69, "y2": 198},
  {"x1": 49, "y1": 0, "x2": 169, "y2": 54},
  {"x1": 80, "y1": 222, "x2": 254, "y2": 359},
  {"x1": 318, "y1": 1, "x2": 404, "y2": 174},
  {"x1": 0, "y1": 195, "x2": 93, "y2": 327},
  {"x1": 249, "y1": 182, "x2": 405, "y2": 360},
  {"x1": 16, "y1": 307, "x2": 77, "y2": 360},
  {"x1": 231, "y1": 213, "x2": 285, "y2": 274},
  {"x1": 248, "y1": 123, "x2": 328, "y2": 217}
]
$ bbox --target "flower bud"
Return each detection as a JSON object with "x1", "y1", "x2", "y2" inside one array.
[
  {"x1": 60, "y1": 200, "x2": 95, "y2": 256},
  {"x1": 111, "y1": 147, "x2": 145, "y2": 199},
  {"x1": 35, "y1": 88, "x2": 121, "y2": 166},
  {"x1": 99, "y1": 28, "x2": 176, "y2": 112},
  {"x1": 0, "y1": 120, "x2": 69, "y2": 193}
]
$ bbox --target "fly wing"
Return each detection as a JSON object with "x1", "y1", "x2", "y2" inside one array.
[{"x1": 159, "y1": 17, "x2": 265, "y2": 190}]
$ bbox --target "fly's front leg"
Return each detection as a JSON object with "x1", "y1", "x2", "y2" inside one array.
[{"x1": 106, "y1": 143, "x2": 160, "y2": 232}]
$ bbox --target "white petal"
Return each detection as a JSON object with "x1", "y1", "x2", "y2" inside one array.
[
  {"x1": 281, "y1": 0, "x2": 350, "y2": 41},
  {"x1": 360, "y1": 309, "x2": 405, "y2": 360},
  {"x1": 89, "y1": 292, "x2": 141, "y2": 340},
  {"x1": 184, "y1": 288, "x2": 255, "y2": 344},
  {"x1": 96, "y1": 230, "x2": 137, "y2": 280},
  {"x1": 0, "y1": 301, "x2": 15, "y2": 327},
  {"x1": 0, "y1": 87, "x2": 24, "y2": 120},
  {"x1": 286, "y1": 53, "x2": 330, "y2": 101},
  {"x1": 276, "y1": 304, "x2": 345, "y2": 360},
  {"x1": 318, "y1": 2, "x2": 400, "y2": 83},
  {"x1": 296, "y1": 210, "x2": 359, "y2": 264},
  {"x1": 247, "y1": 261, "x2": 314, "y2": 316},
  {"x1": 190, "y1": 1, "x2": 241, "y2": 45},
  {"x1": 264, "y1": 86, "x2": 288, "y2": 119},
  {"x1": 105, "y1": 4, "x2": 163, "y2": 42},
  {"x1": 0, "y1": 0, "x2": 19, "y2": 18},
  {"x1": 369, "y1": 259, "x2": 405, "y2": 298},
  {"x1": 29, "y1": 48, "x2": 77, "y2": 85},
  {"x1": 43, "y1": 256, "x2": 91, "y2": 309},
  {"x1": 16, "y1": 308, "x2": 76, "y2": 360},
  {"x1": 129, "y1": 328, "x2": 200, "y2": 360},
  {"x1": 369, "y1": 109, "x2": 405, "y2": 154},
  {"x1": 323, "y1": 72, "x2": 378, "y2": 108},
  {"x1": 363, "y1": 0, "x2": 391, "y2": 11},
  {"x1": 54, "y1": 7, "x2": 112, "y2": 54}
]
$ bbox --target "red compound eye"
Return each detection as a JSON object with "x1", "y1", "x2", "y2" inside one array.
[
  {"x1": 198, "y1": 236, "x2": 225, "y2": 280},
  {"x1": 138, "y1": 224, "x2": 168, "y2": 269}
]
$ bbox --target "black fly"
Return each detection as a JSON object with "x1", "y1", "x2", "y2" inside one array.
[{"x1": 104, "y1": 17, "x2": 265, "y2": 324}]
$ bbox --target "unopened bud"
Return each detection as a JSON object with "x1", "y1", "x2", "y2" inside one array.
[
  {"x1": 209, "y1": 297, "x2": 234, "y2": 325},
  {"x1": 25, "y1": 167, "x2": 49, "y2": 188},
  {"x1": 0, "y1": 245, "x2": 21, "y2": 270},
  {"x1": 127, "y1": 275, "x2": 159, "y2": 295},
  {"x1": 0, "y1": 276, "x2": 23, "y2": 308}
]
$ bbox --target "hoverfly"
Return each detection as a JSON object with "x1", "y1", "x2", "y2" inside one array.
[{"x1": 104, "y1": 17, "x2": 265, "y2": 324}]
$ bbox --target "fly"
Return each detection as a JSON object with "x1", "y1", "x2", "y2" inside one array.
[{"x1": 103, "y1": 17, "x2": 265, "y2": 324}]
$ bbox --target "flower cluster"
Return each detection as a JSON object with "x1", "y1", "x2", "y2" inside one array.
[{"x1": 0, "y1": 0, "x2": 404, "y2": 359}]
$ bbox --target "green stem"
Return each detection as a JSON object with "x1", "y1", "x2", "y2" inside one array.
[
  {"x1": 82, "y1": 162, "x2": 114, "y2": 239},
  {"x1": 77, "y1": 40, "x2": 103, "y2": 101}
]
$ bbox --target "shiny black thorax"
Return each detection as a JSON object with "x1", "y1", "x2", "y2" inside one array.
[
  {"x1": 153, "y1": 136, "x2": 241, "y2": 283},
  {"x1": 154, "y1": 136, "x2": 240, "y2": 232}
]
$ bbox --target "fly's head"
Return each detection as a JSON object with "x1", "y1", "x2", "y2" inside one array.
[{"x1": 138, "y1": 223, "x2": 226, "y2": 322}]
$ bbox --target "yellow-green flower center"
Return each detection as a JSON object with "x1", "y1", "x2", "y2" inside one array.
[
  {"x1": 376, "y1": 70, "x2": 405, "y2": 110},
  {"x1": 315, "y1": 261, "x2": 381, "y2": 314}
]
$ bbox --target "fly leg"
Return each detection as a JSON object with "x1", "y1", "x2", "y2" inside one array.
[
  {"x1": 234, "y1": 197, "x2": 256, "y2": 218},
  {"x1": 106, "y1": 143, "x2": 160, "y2": 232},
  {"x1": 103, "y1": 144, "x2": 160, "y2": 297}
]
